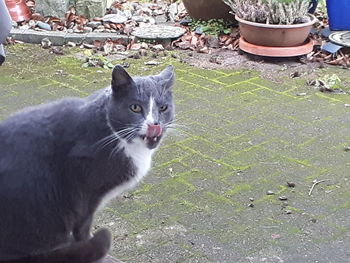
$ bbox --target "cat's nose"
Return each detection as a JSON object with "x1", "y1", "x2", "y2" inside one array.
[{"x1": 146, "y1": 124, "x2": 162, "y2": 137}]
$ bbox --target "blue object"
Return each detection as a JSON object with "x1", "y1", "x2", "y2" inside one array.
[
  {"x1": 321, "y1": 42, "x2": 343, "y2": 54},
  {"x1": 326, "y1": 0, "x2": 350, "y2": 30},
  {"x1": 308, "y1": 0, "x2": 318, "y2": 14},
  {"x1": 37, "y1": 21, "x2": 52, "y2": 31},
  {"x1": 195, "y1": 26, "x2": 203, "y2": 35},
  {"x1": 321, "y1": 27, "x2": 333, "y2": 38}
]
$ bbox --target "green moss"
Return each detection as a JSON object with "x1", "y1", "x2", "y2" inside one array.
[{"x1": 225, "y1": 184, "x2": 252, "y2": 196}]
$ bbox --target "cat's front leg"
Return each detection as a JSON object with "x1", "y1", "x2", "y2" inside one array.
[{"x1": 73, "y1": 216, "x2": 93, "y2": 241}]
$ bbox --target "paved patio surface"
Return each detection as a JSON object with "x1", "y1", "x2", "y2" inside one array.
[{"x1": 1, "y1": 44, "x2": 350, "y2": 263}]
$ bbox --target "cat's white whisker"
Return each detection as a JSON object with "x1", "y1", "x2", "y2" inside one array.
[{"x1": 94, "y1": 133, "x2": 119, "y2": 151}]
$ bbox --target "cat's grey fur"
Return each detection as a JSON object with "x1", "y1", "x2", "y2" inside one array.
[{"x1": 0, "y1": 65, "x2": 175, "y2": 262}]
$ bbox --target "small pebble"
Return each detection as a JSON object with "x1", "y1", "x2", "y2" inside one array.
[
  {"x1": 179, "y1": 17, "x2": 192, "y2": 26},
  {"x1": 133, "y1": 53, "x2": 141, "y2": 59},
  {"x1": 290, "y1": 71, "x2": 301, "y2": 78},
  {"x1": 28, "y1": 20, "x2": 36, "y2": 28},
  {"x1": 296, "y1": 92, "x2": 307, "y2": 96},
  {"x1": 66, "y1": 41, "x2": 76, "y2": 47},
  {"x1": 82, "y1": 43, "x2": 95, "y2": 49},
  {"x1": 121, "y1": 62, "x2": 130, "y2": 68},
  {"x1": 152, "y1": 44, "x2": 164, "y2": 51},
  {"x1": 144, "y1": 60, "x2": 161, "y2": 66},
  {"x1": 139, "y1": 49, "x2": 148, "y2": 57},
  {"x1": 281, "y1": 201, "x2": 288, "y2": 208},
  {"x1": 140, "y1": 42, "x2": 149, "y2": 49},
  {"x1": 279, "y1": 196, "x2": 288, "y2": 201},
  {"x1": 311, "y1": 218, "x2": 317, "y2": 223},
  {"x1": 287, "y1": 182, "x2": 296, "y2": 188},
  {"x1": 266, "y1": 190, "x2": 275, "y2": 195},
  {"x1": 50, "y1": 46, "x2": 64, "y2": 55},
  {"x1": 41, "y1": 38, "x2": 52, "y2": 49}
]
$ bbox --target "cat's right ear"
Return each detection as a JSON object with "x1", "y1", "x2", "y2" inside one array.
[{"x1": 111, "y1": 65, "x2": 134, "y2": 92}]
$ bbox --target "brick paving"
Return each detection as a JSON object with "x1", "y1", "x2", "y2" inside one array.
[{"x1": 1, "y1": 44, "x2": 350, "y2": 263}]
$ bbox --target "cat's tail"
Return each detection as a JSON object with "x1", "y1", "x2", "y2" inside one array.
[{"x1": 1, "y1": 228, "x2": 111, "y2": 263}]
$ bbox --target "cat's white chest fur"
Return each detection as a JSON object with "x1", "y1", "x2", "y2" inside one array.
[{"x1": 97, "y1": 137, "x2": 154, "y2": 211}]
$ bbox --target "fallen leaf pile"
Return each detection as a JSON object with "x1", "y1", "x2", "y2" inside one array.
[
  {"x1": 300, "y1": 13, "x2": 350, "y2": 68},
  {"x1": 172, "y1": 27, "x2": 240, "y2": 54},
  {"x1": 21, "y1": 0, "x2": 169, "y2": 34},
  {"x1": 8, "y1": 2, "x2": 349, "y2": 68}
]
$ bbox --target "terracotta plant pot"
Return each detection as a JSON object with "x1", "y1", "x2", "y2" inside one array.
[
  {"x1": 5, "y1": 0, "x2": 31, "y2": 22},
  {"x1": 182, "y1": 0, "x2": 234, "y2": 22},
  {"x1": 236, "y1": 14, "x2": 317, "y2": 47},
  {"x1": 239, "y1": 37, "x2": 314, "y2": 57}
]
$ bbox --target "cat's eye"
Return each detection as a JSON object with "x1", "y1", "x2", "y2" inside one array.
[
  {"x1": 159, "y1": 105, "x2": 168, "y2": 112},
  {"x1": 130, "y1": 104, "x2": 142, "y2": 113}
]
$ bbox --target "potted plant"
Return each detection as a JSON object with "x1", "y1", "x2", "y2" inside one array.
[
  {"x1": 182, "y1": 0, "x2": 235, "y2": 22},
  {"x1": 223, "y1": 0, "x2": 317, "y2": 47}
]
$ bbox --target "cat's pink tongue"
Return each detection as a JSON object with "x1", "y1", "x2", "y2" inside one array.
[{"x1": 146, "y1": 125, "x2": 162, "y2": 137}]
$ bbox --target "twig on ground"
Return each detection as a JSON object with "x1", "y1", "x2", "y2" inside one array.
[{"x1": 308, "y1": 179, "x2": 331, "y2": 196}]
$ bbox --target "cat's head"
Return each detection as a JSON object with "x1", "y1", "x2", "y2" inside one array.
[{"x1": 106, "y1": 65, "x2": 175, "y2": 150}]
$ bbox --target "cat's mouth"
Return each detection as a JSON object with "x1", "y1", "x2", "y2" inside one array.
[{"x1": 139, "y1": 125, "x2": 163, "y2": 149}]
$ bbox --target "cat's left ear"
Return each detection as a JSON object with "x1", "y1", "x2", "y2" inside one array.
[
  {"x1": 111, "y1": 65, "x2": 135, "y2": 92},
  {"x1": 158, "y1": 65, "x2": 175, "y2": 90}
]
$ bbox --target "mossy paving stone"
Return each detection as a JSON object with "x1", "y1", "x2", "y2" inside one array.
[
  {"x1": 2, "y1": 44, "x2": 350, "y2": 262},
  {"x1": 103, "y1": 255, "x2": 124, "y2": 263}
]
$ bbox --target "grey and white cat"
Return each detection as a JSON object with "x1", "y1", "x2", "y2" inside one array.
[{"x1": 0, "y1": 65, "x2": 175, "y2": 263}]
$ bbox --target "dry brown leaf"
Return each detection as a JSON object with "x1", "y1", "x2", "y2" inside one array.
[
  {"x1": 31, "y1": 13, "x2": 44, "y2": 21},
  {"x1": 178, "y1": 42, "x2": 191, "y2": 50},
  {"x1": 103, "y1": 39, "x2": 114, "y2": 55},
  {"x1": 199, "y1": 46, "x2": 209, "y2": 54},
  {"x1": 123, "y1": 24, "x2": 133, "y2": 35},
  {"x1": 190, "y1": 36, "x2": 198, "y2": 46},
  {"x1": 93, "y1": 40, "x2": 103, "y2": 49},
  {"x1": 26, "y1": 0, "x2": 35, "y2": 7},
  {"x1": 224, "y1": 37, "x2": 233, "y2": 46},
  {"x1": 130, "y1": 43, "x2": 142, "y2": 50},
  {"x1": 219, "y1": 35, "x2": 229, "y2": 43}
]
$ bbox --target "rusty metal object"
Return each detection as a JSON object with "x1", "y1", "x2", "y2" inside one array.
[{"x1": 5, "y1": 0, "x2": 31, "y2": 22}]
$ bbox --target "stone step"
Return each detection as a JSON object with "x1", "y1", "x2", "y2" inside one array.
[{"x1": 9, "y1": 28, "x2": 130, "y2": 46}]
